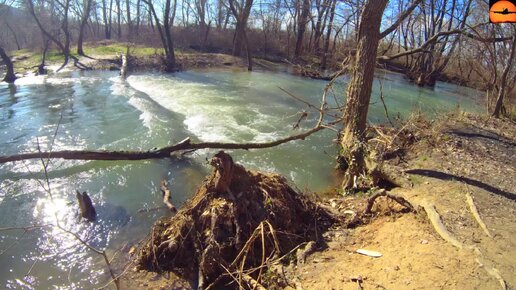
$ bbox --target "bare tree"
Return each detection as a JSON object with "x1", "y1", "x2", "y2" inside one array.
[
  {"x1": 26, "y1": 0, "x2": 76, "y2": 71},
  {"x1": 0, "y1": 45, "x2": 16, "y2": 83},
  {"x1": 320, "y1": 0, "x2": 336, "y2": 69},
  {"x1": 126, "y1": 0, "x2": 132, "y2": 38},
  {"x1": 294, "y1": 0, "x2": 310, "y2": 58},
  {"x1": 228, "y1": 0, "x2": 254, "y2": 57},
  {"x1": 142, "y1": 0, "x2": 177, "y2": 72},
  {"x1": 102, "y1": 0, "x2": 113, "y2": 39},
  {"x1": 492, "y1": 33, "x2": 516, "y2": 118},
  {"x1": 339, "y1": 0, "x2": 388, "y2": 191},
  {"x1": 195, "y1": 0, "x2": 209, "y2": 50},
  {"x1": 77, "y1": 0, "x2": 93, "y2": 56},
  {"x1": 397, "y1": 0, "x2": 473, "y2": 86}
]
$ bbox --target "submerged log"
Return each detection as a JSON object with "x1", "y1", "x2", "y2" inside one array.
[
  {"x1": 76, "y1": 190, "x2": 96, "y2": 221},
  {"x1": 160, "y1": 180, "x2": 177, "y2": 212},
  {"x1": 135, "y1": 151, "x2": 336, "y2": 288}
]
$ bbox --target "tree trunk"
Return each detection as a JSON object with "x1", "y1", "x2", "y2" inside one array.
[
  {"x1": 228, "y1": 0, "x2": 253, "y2": 57},
  {"x1": 339, "y1": 0, "x2": 388, "y2": 191},
  {"x1": 143, "y1": 0, "x2": 176, "y2": 71},
  {"x1": 38, "y1": 38, "x2": 50, "y2": 75},
  {"x1": 77, "y1": 0, "x2": 93, "y2": 56},
  {"x1": 102, "y1": 0, "x2": 112, "y2": 39},
  {"x1": 493, "y1": 34, "x2": 516, "y2": 118},
  {"x1": 5, "y1": 23, "x2": 21, "y2": 50},
  {"x1": 294, "y1": 0, "x2": 310, "y2": 58},
  {"x1": 233, "y1": 23, "x2": 245, "y2": 56},
  {"x1": 321, "y1": 0, "x2": 336, "y2": 70},
  {"x1": 0, "y1": 46, "x2": 16, "y2": 83},
  {"x1": 116, "y1": 0, "x2": 122, "y2": 38},
  {"x1": 136, "y1": 0, "x2": 141, "y2": 33},
  {"x1": 126, "y1": 0, "x2": 132, "y2": 38}
]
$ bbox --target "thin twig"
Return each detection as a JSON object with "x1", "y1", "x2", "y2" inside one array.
[{"x1": 378, "y1": 78, "x2": 394, "y2": 126}]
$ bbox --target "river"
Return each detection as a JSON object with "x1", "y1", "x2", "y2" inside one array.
[{"x1": 0, "y1": 68, "x2": 481, "y2": 289}]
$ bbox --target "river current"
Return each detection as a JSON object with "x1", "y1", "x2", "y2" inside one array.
[{"x1": 0, "y1": 68, "x2": 481, "y2": 288}]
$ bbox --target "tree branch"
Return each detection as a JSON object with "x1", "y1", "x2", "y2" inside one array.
[
  {"x1": 379, "y1": 0, "x2": 423, "y2": 39},
  {"x1": 0, "y1": 119, "x2": 342, "y2": 164}
]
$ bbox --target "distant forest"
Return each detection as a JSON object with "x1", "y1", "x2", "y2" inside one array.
[{"x1": 0, "y1": 0, "x2": 514, "y2": 106}]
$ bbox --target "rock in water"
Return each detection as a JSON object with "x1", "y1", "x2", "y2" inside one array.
[{"x1": 76, "y1": 190, "x2": 96, "y2": 221}]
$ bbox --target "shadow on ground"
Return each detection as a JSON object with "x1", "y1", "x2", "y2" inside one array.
[{"x1": 406, "y1": 169, "x2": 516, "y2": 201}]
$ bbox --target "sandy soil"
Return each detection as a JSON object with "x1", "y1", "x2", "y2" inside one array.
[{"x1": 288, "y1": 114, "x2": 515, "y2": 290}]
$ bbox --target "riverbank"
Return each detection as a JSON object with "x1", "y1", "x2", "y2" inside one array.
[
  {"x1": 119, "y1": 112, "x2": 515, "y2": 289},
  {"x1": 1, "y1": 42, "x2": 513, "y2": 288},
  {"x1": 2, "y1": 41, "x2": 249, "y2": 78},
  {"x1": 287, "y1": 112, "x2": 515, "y2": 289}
]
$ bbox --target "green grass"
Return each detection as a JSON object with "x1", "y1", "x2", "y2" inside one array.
[
  {"x1": 8, "y1": 41, "x2": 166, "y2": 73},
  {"x1": 409, "y1": 175, "x2": 424, "y2": 185},
  {"x1": 83, "y1": 42, "x2": 164, "y2": 57}
]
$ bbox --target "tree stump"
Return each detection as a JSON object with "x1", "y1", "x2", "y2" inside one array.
[{"x1": 76, "y1": 190, "x2": 96, "y2": 221}]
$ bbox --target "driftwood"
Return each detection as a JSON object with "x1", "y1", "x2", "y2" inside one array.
[
  {"x1": 160, "y1": 180, "x2": 177, "y2": 212},
  {"x1": 76, "y1": 190, "x2": 96, "y2": 221}
]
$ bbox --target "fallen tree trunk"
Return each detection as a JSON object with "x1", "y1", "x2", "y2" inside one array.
[{"x1": 0, "y1": 121, "x2": 333, "y2": 164}]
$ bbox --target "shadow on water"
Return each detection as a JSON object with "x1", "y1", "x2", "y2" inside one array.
[
  {"x1": 0, "y1": 156, "x2": 201, "y2": 181},
  {"x1": 406, "y1": 169, "x2": 516, "y2": 201}
]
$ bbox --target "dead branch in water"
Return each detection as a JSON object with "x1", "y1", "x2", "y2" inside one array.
[
  {"x1": 0, "y1": 120, "x2": 343, "y2": 164},
  {"x1": 160, "y1": 180, "x2": 177, "y2": 212}
]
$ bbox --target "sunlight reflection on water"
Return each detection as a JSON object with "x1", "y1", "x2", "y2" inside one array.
[{"x1": 0, "y1": 69, "x2": 482, "y2": 288}]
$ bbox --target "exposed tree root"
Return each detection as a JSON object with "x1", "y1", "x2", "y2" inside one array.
[
  {"x1": 475, "y1": 258, "x2": 508, "y2": 290},
  {"x1": 364, "y1": 189, "x2": 415, "y2": 214},
  {"x1": 465, "y1": 192, "x2": 493, "y2": 238},
  {"x1": 242, "y1": 274, "x2": 267, "y2": 290},
  {"x1": 420, "y1": 200, "x2": 464, "y2": 249},
  {"x1": 419, "y1": 199, "x2": 507, "y2": 289},
  {"x1": 135, "y1": 151, "x2": 337, "y2": 289}
]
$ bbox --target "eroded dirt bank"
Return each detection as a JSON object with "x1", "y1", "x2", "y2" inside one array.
[
  {"x1": 289, "y1": 114, "x2": 515, "y2": 290},
  {"x1": 121, "y1": 113, "x2": 515, "y2": 290}
]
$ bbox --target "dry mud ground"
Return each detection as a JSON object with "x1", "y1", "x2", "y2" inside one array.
[{"x1": 290, "y1": 114, "x2": 515, "y2": 290}]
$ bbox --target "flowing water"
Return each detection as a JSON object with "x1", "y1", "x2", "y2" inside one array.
[{"x1": 0, "y1": 68, "x2": 481, "y2": 289}]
